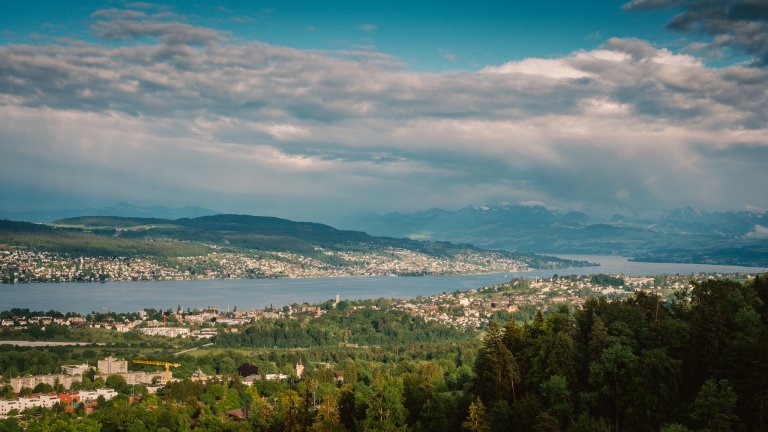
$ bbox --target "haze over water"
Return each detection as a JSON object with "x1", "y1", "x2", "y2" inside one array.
[{"x1": 1, "y1": 256, "x2": 764, "y2": 313}]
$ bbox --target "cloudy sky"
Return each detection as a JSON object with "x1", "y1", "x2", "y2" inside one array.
[{"x1": 1, "y1": 1, "x2": 766, "y2": 221}]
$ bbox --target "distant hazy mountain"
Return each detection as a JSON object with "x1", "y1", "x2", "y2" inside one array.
[
  {"x1": 339, "y1": 205, "x2": 768, "y2": 266},
  {"x1": 0, "y1": 203, "x2": 218, "y2": 223}
]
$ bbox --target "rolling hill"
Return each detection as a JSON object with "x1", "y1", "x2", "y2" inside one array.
[{"x1": 0, "y1": 214, "x2": 585, "y2": 269}]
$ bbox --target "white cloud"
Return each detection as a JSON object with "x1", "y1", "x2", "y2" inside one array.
[
  {"x1": 580, "y1": 97, "x2": 630, "y2": 116},
  {"x1": 518, "y1": 201, "x2": 549, "y2": 208},
  {"x1": 746, "y1": 225, "x2": 768, "y2": 240},
  {"x1": 481, "y1": 58, "x2": 590, "y2": 79},
  {"x1": 264, "y1": 124, "x2": 310, "y2": 141},
  {"x1": 0, "y1": 11, "x2": 766, "y2": 216}
]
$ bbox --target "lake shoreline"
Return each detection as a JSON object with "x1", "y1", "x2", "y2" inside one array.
[
  {"x1": 2, "y1": 255, "x2": 765, "y2": 313},
  {"x1": 0, "y1": 261, "x2": 599, "y2": 286}
]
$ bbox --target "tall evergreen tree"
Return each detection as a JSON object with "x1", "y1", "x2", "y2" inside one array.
[
  {"x1": 474, "y1": 322, "x2": 519, "y2": 405},
  {"x1": 361, "y1": 374, "x2": 407, "y2": 432},
  {"x1": 691, "y1": 379, "x2": 738, "y2": 432},
  {"x1": 462, "y1": 398, "x2": 490, "y2": 432}
]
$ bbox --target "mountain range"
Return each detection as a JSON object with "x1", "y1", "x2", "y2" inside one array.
[
  {"x1": 338, "y1": 205, "x2": 768, "y2": 267},
  {"x1": 2, "y1": 203, "x2": 766, "y2": 267}
]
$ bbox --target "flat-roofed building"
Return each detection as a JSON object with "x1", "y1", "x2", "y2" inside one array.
[
  {"x1": 0, "y1": 395, "x2": 60, "y2": 414},
  {"x1": 137, "y1": 327, "x2": 190, "y2": 338},
  {"x1": 0, "y1": 400, "x2": 19, "y2": 415},
  {"x1": 97, "y1": 356, "x2": 128, "y2": 375},
  {"x1": 10, "y1": 374, "x2": 80, "y2": 393},
  {"x1": 96, "y1": 371, "x2": 165, "y2": 385},
  {"x1": 61, "y1": 364, "x2": 90, "y2": 376},
  {"x1": 77, "y1": 389, "x2": 117, "y2": 402}
]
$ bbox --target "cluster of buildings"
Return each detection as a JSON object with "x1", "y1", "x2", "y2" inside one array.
[
  {"x1": 0, "y1": 313, "x2": 142, "y2": 333},
  {"x1": 0, "y1": 357, "x2": 342, "y2": 418},
  {"x1": 1, "y1": 315, "x2": 85, "y2": 329},
  {"x1": 391, "y1": 273, "x2": 736, "y2": 329},
  {"x1": 1, "y1": 246, "x2": 530, "y2": 284},
  {"x1": 137, "y1": 327, "x2": 190, "y2": 337},
  {"x1": 0, "y1": 306, "x2": 273, "y2": 340},
  {"x1": 162, "y1": 249, "x2": 530, "y2": 279},
  {"x1": 8, "y1": 356, "x2": 166, "y2": 393},
  {"x1": 327, "y1": 249, "x2": 528, "y2": 276},
  {"x1": 1, "y1": 357, "x2": 155, "y2": 417},
  {"x1": 1, "y1": 272, "x2": 721, "y2": 342},
  {"x1": 0, "y1": 389, "x2": 118, "y2": 416},
  {"x1": 0, "y1": 249, "x2": 188, "y2": 283},
  {"x1": 134, "y1": 307, "x2": 285, "y2": 338}
]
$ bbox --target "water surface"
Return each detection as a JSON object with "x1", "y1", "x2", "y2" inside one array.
[{"x1": 1, "y1": 255, "x2": 764, "y2": 313}]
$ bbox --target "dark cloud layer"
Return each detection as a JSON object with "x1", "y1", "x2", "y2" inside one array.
[
  {"x1": 0, "y1": 4, "x2": 766, "y2": 217},
  {"x1": 624, "y1": 0, "x2": 768, "y2": 66}
]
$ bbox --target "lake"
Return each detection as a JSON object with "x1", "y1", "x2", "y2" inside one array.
[{"x1": 1, "y1": 255, "x2": 765, "y2": 313}]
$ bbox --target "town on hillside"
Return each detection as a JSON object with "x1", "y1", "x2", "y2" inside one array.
[{"x1": 0, "y1": 248, "x2": 535, "y2": 283}]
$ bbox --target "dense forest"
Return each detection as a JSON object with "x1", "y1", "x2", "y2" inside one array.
[
  {"x1": 215, "y1": 306, "x2": 473, "y2": 349},
  {"x1": 471, "y1": 275, "x2": 768, "y2": 431},
  {"x1": 1, "y1": 275, "x2": 767, "y2": 431}
]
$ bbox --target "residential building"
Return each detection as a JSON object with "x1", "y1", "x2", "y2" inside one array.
[
  {"x1": 137, "y1": 327, "x2": 190, "y2": 338},
  {"x1": 0, "y1": 400, "x2": 19, "y2": 415},
  {"x1": 96, "y1": 371, "x2": 165, "y2": 386},
  {"x1": 97, "y1": 357, "x2": 128, "y2": 375},
  {"x1": 77, "y1": 389, "x2": 117, "y2": 402},
  {"x1": 61, "y1": 364, "x2": 90, "y2": 376},
  {"x1": 10, "y1": 374, "x2": 80, "y2": 393},
  {"x1": 0, "y1": 395, "x2": 59, "y2": 415}
]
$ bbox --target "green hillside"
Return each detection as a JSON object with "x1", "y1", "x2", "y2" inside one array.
[
  {"x1": 0, "y1": 215, "x2": 582, "y2": 269},
  {"x1": 49, "y1": 214, "x2": 474, "y2": 256},
  {"x1": 0, "y1": 220, "x2": 211, "y2": 257}
]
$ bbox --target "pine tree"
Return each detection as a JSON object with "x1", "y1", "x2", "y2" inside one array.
[
  {"x1": 692, "y1": 379, "x2": 737, "y2": 432},
  {"x1": 462, "y1": 397, "x2": 489, "y2": 432},
  {"x1": 278, "y1": 389, "x2": 302, "y2": 432},
  {"x1": 313, "y1": 394, "x2": 344, "y2": 432},
  {"x1": 338, "y1": 384, "x2": 357, "y2": 432},
  {"x1": 362, "y1": 374, "x2": 407, "y2": 432},
  {"x1": 587, "y1": 315, "x2": 607, "y2": 361},
  {"x1": 474, "y1": 322, "x2": 519, "y2": 405}
]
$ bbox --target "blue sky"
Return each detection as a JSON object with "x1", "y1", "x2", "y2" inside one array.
[
  {"x1": 0, "y1": 0, "x2": 767, "y2": 221},
  {"x1": 2, "y1": 1, "x2": 681, "y2": 70}
]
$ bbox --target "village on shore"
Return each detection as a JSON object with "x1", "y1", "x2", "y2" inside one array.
[
  {"x1": 0, "y1": 248, "x2": 534, "y2": 283},
  {"x1": 1, "y1": 272, "x2": 755, "y2": 337}
]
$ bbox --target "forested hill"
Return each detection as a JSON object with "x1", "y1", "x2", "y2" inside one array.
[{"x1": 49, "y1": 214, "x2": 481, "y2": 255}]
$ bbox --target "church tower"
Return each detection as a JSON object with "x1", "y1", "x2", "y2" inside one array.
[{"x1": 296, "y1": 357, "x2": 304, "y2": 379}]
